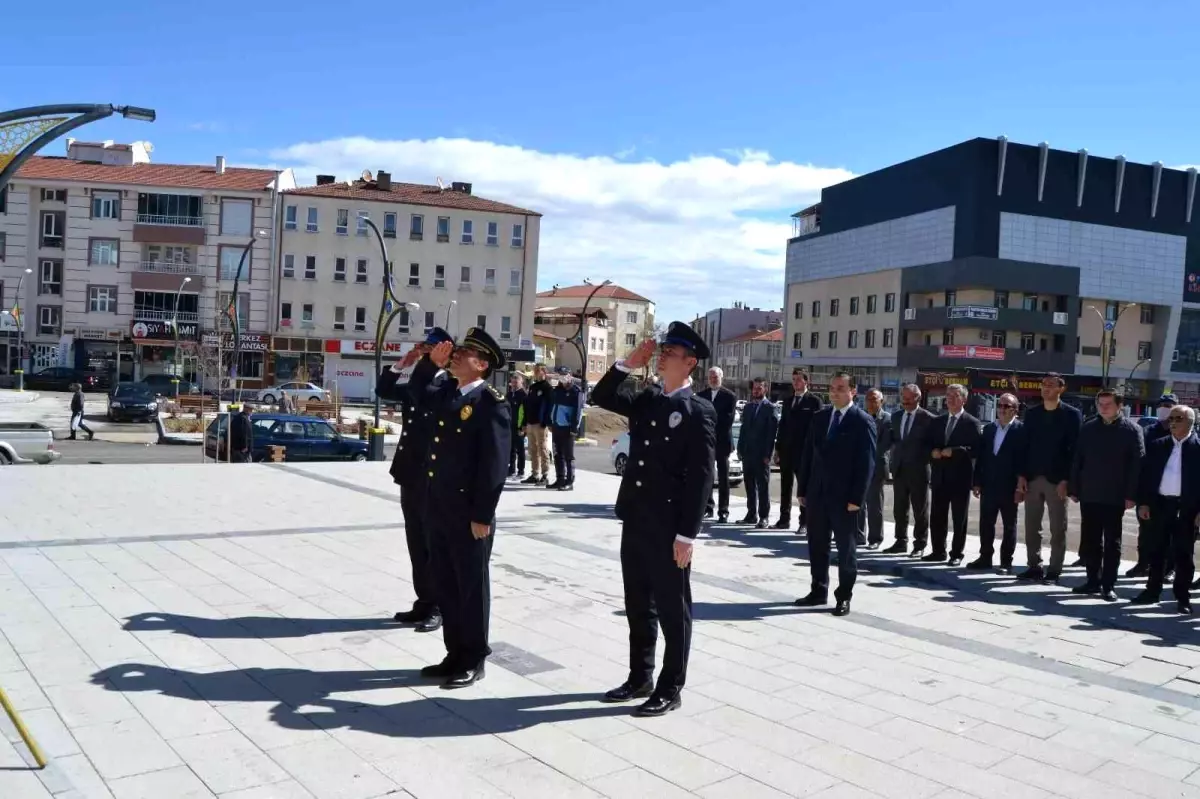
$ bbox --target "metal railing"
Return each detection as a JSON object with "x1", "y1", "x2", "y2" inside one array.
[
  {"x1": 134, "y1": 309, "x2": 199, "y2": 323},
  {"x1": 136, "y1": 213, "x2": 204, "y2": 227},
  {"x1": 138, "y1": 261, "x2": 199, "y2": 275}
]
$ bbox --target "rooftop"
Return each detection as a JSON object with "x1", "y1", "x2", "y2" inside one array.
[
  {"x1": 285, "y1": 177, "x2": 541, "y2": 216},
  {"x1": 536, "y1": 284, "x2": 653, "y2": 303},
  {"x1": 722, "y1": 327, "x2": 783, "y2": 344},
  {"x1": 15, "y1": 156, "x2": 283, "y2": 192}
]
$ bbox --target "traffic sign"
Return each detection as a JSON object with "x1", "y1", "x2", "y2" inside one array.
[{"x1": 1104, "y1": 321, "x2": 1115, "y2": 331}]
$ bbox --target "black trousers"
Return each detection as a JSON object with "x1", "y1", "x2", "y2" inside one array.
[
  {"x1": 509, "y1": 432, "x2": 526, "y2": 475},
  {"x1": 1080, "y1": 502, "x2": 1125, "y2": 590},
  {"x1": 426, "y1": 514, "x2": 494, "y2": 668},
  {"x1": 978, "y1": 491, "x2": 1017, "y2": 566},
  {"x1": 551, "y1": 426, "x2": 575, "y2": 485},
  {"x1": 706, "y1": 454, "x2": 730, "y2": 516},
  {"x1": 742, "y1": 458, "x2": 770, "y2": 521},
  {"x1": 864, "y1": 468, "x2": 886, "y2": 545},
  {"x1": 400, "y1": 479, "x2": 437, "y2": 613},
  {"x1": 892, "y1": 472, "x2": 930, "y2": 547},
  {"x1": 807, "y1": 499, "x2": 858, "y2": 601},
  {"x1": 1146, "y1": 497, "x2": 1197, "y2": 601},
  {"x1": 621, "y1": 523, "x2": 692, "y2": 697},
  {"x1": 930, "y1": 484, "x2": 970, "y2": 558},
  {"x1": 778, "y1": 455, "x2": 808, "y2": 527}
]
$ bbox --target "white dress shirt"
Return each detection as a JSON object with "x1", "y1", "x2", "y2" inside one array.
[
  {"x1": 992, "y1": 420, "x2": 1011, "y2": 456},
  {"x1": 944, "y1": 408, "x2": 963, "y2": 442},
  {"x1": 458, "y1": 378, "x2": 485, "y2": 396},
  {"x1": 1159, "y1": 436, "x2": 1186, "y2": 497}
]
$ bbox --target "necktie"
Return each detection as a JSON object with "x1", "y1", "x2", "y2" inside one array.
[
  {"x1": 945, "y1": 414, "x2": 957, "y2": 444},
  {"x1": 902, "y1": 412, "x2": 912, "y2": 440},
  {"x1": 828, "y1": 409, "x2": 841, "y2": 439}
]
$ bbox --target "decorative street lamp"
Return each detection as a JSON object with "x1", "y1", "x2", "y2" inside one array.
[
  {"x1": 13, "y1": 267, "x2": 31, "y2": 391},
  {"x1": 224, "y1": 231, "x2": 267, "y2": 403},
  {"x1": 445, "y1": 299, "x2": 457, "y2": 332},
  {"x1": 170, "y1": 276, "x2": 192, "y2": 399},
  {"x1": 572, "y1": 278, "x2": 611, "y2": 438},
  {"x1": 1086, "y1": 303, "x2": 1137, "y2": 387}
]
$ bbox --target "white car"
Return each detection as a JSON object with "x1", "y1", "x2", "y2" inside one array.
[
  {"x1": 610, "y1": 426, "x2": 743, "y2": 486},
  {"x1": 256, "y1": 382, "x2": 328, "y2": 404}
]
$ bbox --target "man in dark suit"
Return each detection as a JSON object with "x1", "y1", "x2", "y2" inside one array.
[
  {"x1": 862, "y1": 389, "x2": 893, "y2": 549},
  {"x1": 1133, "y1": 405, "x2": 1200, "y2": 614},
  {"x1": 697, "y1": 367, "x2": 737, "y2": 522},
  {"x1": 970, "y1": 393, "x2": 1026, "y2": 573},
  {"x1": 795, "y1": 371, "x2": 877, "y2": 616},
  {"x1": 738, "y1": 377, "x2": 779, "y2": 529},
  {"x1": 1127, "y1": 393, "x2": 1177, "y2": 578},
  {"x1": 886, "y1": 384, "x2": 936, "y2": 555},
  {"x1": 927, "y1": 383, "x2": 981, "y2": 565},
  {"x1": 774, "y1": 368, "x2": 822, "y2": 532},
  {"x1": 591, "y1": 322, "x2": 716, "y2": 717}
]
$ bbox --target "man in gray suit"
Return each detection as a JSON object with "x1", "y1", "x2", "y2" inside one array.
[
  {"x1": 884, "y1": 383, "x2": 936, "y2": 556},
  {"x1": 862, "y1": 388, "x2": 893, "y2": 550}
]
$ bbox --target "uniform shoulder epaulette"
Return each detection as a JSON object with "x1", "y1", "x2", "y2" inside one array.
[{"x1": 487, "y1": 385, "x2": 505, "y2": 401}]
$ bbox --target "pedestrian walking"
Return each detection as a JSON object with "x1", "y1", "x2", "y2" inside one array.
[
  {"x1": 862, "y1": 388, "x2": 893, "y2": 549},
  {"x1": 404, "y1": 328, "x2": 511, "y2": 688},
  {"x1": 548, "y1": 368, "x2": 584, "y2": 491},
  {"x1": 970, "y1": 393, "x2": 1026, "y2": 573},
  {"x1": 1127, "y1": 393, "x2": 1177, "y2": 579},
  {"x1": 68, "y1": 383, "x2": 94, "y2": 441},
  {"x1": 697, "y1": 367, "x2": 737, "y2": 522},
  {"x1": 1068, "y1": 389, "x2": 1144, "y2": 601},
  {"x1": 507, "y1": 372, "x2": 528, "y2": 480},
  {"x1": 886, "y1": 384, "x2": 935, "y2": 555},
  {"x1": 1017, "y1": 373, "x2": 1083, "y2": 583},
  {"x1": 774, "y1": 368, "x2": 822, "y2": 531},
  {"x1": 375, "y1": 327, "x2": 454, "y2": 633},
  {"x1": 927, "y1": 384, "x2": 981, "y2": 565},
  {"x1": 521, "y1": 364, "x2": 553, "y2": 486},
  {"x1": 795, "y1": 372, "x2": 877, "y2": 616},
  {"x1": 226, "y1": 404, "x2": 253, "y2": 462},
  {"x1": 590, "y1": 322, "x2": 716, "y2": 717},
  {"x1": 737, "y1": 377, "x2": 779, "y2": 529}
]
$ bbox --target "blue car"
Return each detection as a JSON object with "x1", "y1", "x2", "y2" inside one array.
[{"x1": 204, "y1": 413, "x2": 369, "y2": 462}]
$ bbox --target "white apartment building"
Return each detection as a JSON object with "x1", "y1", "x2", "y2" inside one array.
[
  {"x1": 531, "y1": 306, "x2": 610, "y2": 383},
  {"x1": 275, "y1": 172, "x2": 541, "y2": 398},
  {"x1": 715, "y1": 327, "x2": 784, "y2": 395},
  {"x1": 0, "y1": 140, "x2": 292, "y2": 387},
  {"x1": 535, "y1": 284, "x2": 655, "y2": 363}
]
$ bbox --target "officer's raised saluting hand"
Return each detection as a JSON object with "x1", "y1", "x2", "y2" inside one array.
[
  {"x1": 398, "y1": 347, "x2": 423, "y2": 370},
  {"x1": 429, "y1": 340, "x2": 454, "y2": 368},
  {"x1": 624, "y1": 339, "x2": 657, "y2": 370}
]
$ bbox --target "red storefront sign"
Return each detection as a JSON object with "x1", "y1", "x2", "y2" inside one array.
[
  {"x1": 324, "y1": 339, "x2": 415, "y2": 355},
  {"x1": 938, "y1": 345, "x2": 1005, "y2": 361}
]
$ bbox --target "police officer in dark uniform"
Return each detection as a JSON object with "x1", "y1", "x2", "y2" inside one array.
[
  {"x1": 590, "y1": 321, "x2": 716, "y2": 717},
  {"x1": 376, "y1": 327, "x2": 454, "y2": 633},
  {"x1": 399, "y1": 327, "x2": 511, "y2": 689}
]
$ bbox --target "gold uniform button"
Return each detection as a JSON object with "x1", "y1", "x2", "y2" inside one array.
[
  {"x1": 434, "y1": 436, "x2": 440, "y2": 442},
  {"x1": 431, "y1": 454, "x2": 437, "y2": 460},
  {"x1": 636, "y1": 480, "x2": 642, "y2": 487},
  {"x1": 644, "y1": 440, "x2": 650, "y2": 445},
  {"x1": 398, "y1": 446, "x2": 404, "y2": 451},
  {"x1": 638, "y1": 460, "x2": 644, "y2": 466},
  {"x1": 651, "y1": 421, "x2": 657, "y2": 426},
  {"x1": 428, "y1": 470, "x2": 434, "y2": 477},
  {"x1": 439, "y1": 421, "x2": 445, "y2": 427}
]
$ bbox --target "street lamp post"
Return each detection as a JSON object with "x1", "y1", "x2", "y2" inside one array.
[
  {"x1": 170, "y1": 276, "x2": 192, "y2": 400},
  {"x1": 1126, "y1": 358, "x2": 1152, "y2": 409},
  {"x1": 572, "y1": 279, "x2": 611, "y2": 439},
  {"x1": 445, "y1": 300, "x2": 457, "y2": 332},
  {"x1": 1086, "y1": 303, "x2": 1137, "y2": 388},
  {"x1": 13, "y1": 268, "x2": 31, "y2": 391},
  {"x1": 224, "y1": 231, "x2": 266, "y2": 404}
]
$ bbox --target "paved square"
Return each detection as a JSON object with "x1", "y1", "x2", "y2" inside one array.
[{"x1": 2, "y1": 461, "x2": 1200, "y2": 797}]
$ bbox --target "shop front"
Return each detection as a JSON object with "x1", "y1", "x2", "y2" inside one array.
[
  {"x1": 201, "y1": 331, "x2": 268, "y2": 391},
  {"x1": 130, "y1": 319, "x2": 198, "y2": 381},
  {"x1": 323, "y1": 338, "x2": 416, "y2": 401},
  {"x1": 269, "y1": 336, "x2": 327, "y2": 387},
  {"x1": 72, "y1": 327, "x2": 132, "y2": 382}
]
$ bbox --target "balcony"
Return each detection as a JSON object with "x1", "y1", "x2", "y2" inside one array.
[
  {"x1": 138, "y1": 261, "x2": 200, "y2": 275},
  {"x1": 131, "y1": 266, "x2": 204, "y2": 292},
  {"x1": 134, "y1": 309, "x2": 200, "y2": 323},
  {"x1": 136, "y1": 214, "x2": 203, "y2": 227},
  {"x1": 133, "y1": 206, "x2": 206, "y2": 246},
  {"x1": 900, "y1": 305, "x2": 1072, "y2": 336}
]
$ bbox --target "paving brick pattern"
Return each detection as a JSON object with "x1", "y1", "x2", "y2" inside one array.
[{"x1": 1, "y1": 462, "x2": 1199, "y2": 797}]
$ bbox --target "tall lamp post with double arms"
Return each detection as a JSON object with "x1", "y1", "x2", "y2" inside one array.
[
  {"x1": 570, "y1": 278, "x2": 611, "y2": 438},
  {"x1": 169, "y1": 276, "x2": 192, "y2": 399},
  {"x1": 223, "y1": 231, "x2": 267, "y2": 404},
  {"x1": 1086, "y1": 302, "x2": 1137, "y2": 388}
]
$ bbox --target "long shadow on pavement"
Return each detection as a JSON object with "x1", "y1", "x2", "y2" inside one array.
[
  {"x1": 525, "y1": 502, "x2": 617, "y2": 520},
  {"x1": 123, "y1": 612, "x2": 402, "y2": 639}
]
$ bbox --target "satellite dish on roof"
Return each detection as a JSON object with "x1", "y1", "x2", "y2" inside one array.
[
  {"x1": 361, "y1": 169, "x2": 373, "y2": 182},
  {"x1": 436, "y1": 176, "x2": 445, "y2": 190}
]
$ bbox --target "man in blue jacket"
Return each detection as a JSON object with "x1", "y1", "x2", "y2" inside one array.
[{"x1": 548, "y1": 367, "x2": 584, "y2": 491}]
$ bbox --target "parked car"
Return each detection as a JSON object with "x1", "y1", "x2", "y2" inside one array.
[
  {"x1": 1135, "y1": 416, "x2": 1160, "y2": 432},
  {"x1": 0, "y1": 422, "x2": 60, "y2": 465},
  {"x1": 137, "y1": 374, "x2": 200, "y2": 396},
  {"x1": 204, "y1": 413, "x2": 367, "y2": 462},
  {"x1": 255, "y1": 382, "x2": 328, "y2": 405},
  {"x1": 107, "y1": 384, "x2": 160, "y2": 422},
  {"x1": 24, "y1": 367, "x2": 110, "y2": 392},
  {"x1": 610, "y1": 430, "x2": 743, "y2": 486}
]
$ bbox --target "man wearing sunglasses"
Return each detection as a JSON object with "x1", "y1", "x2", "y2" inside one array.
[
  {"x1": 1126, "y1": 393, "x2": 1178, "y2": 580},
  {"x1": 591, "y1": 321, "x2": 716, "y2": 717},
  {"x1": 970, "y1": 393, "x2": 1027, "y2": 573}
]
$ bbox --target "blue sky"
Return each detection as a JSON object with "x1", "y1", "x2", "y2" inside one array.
[{"x1": 5, "y1": 0, "x2": 1199, "y2": 324}]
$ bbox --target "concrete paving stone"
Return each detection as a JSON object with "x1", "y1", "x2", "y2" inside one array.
[
  {"x1": 596, "y1": 729, "x2": 735, "y2": 791},
  {"x1": 17, "y1": 646, "x2": 100, "y2": 689},
  {"x1": 1139, "y1": 730, "x2": 1200, "y2": 765},
  {"x1": 794, "y1": 743, "x2": 946, "y2": 799},
  {"x1": 691, "y1": 653, "x2": 797, "y2": 695},
  {"x1": 691, "y1": 705, "x2": 823, "y2": 758},
  {"x1": 72, "y1": 716, "x2": 183, "y2": 780},
  {"x1": 806, "y1": 785, "x2": 886, "y2": 799},
  {"x1": 267, "y1": 738, "x2": 399, "y2": 799},
  {"x1": 216, "y1": 779, "x2": 318, "y2": 798},
  {"x1": 897, "y1": 748, "x2": 1053, "y2": 799},
  {"x1": 694, "y1": 678, "x2": 811, "y2": 722},
  {"x1": 587, "y1": 766, "x2": 702, "y2": 799},
  {"x1": 108, "y1": 765, "x2": 217, "y2": 798},
  {"x1": 478, "y1": 756, "x2": 605, "y2": 798},
  {"x1": 371, "y1": 744, "x2": 517, "y2": 799},
  {"x1": 32, "y1": 751, "x2": 115, "y2": 798},
  {"x1": 1101, "y1": 701, "x2": 1200, "y2": 744},
  {"x1": 133, "y1": 632, "x2": 232, "y2": 671},
  {"x1": 171, "y1": 729, "x2": 292, "y2": 794},
  {"x1": 695, "y1": 736, "x2": 841, "y2": 797},
  {"x1": 121, "y1": 674, "x2": 233, "y2": 740},
  {"x1": 1046, "y1": 726, "x2": 1196, "y2": 780},
  {"x1": 0, "y1": 669, "x2": 52, "y2": 713},
  {"x1": 992, "y1": 753, "x2": 1156, "y2": 799},
  {"x1": 0, "y1": 620, "x2": 79, "y2": 655},
  {"x1": 43, "y1": 680, "x2": 143, "y2": 728},
  {"x1": 989, "y1": 674, "x2": 1113, "y2": 714},
  {"x1": 1110, "y1": 657, "x2": 1192, "y2": 686},
  {"x1": 1090, "y1": 759, "x2": 1200, "y2": 798},
  {"x1": 693, "y1": 773, "x2": 795, "y2": 799},
  {"x1": 783, "y1": 711, "x2": 918, "y2": 762},
  {"x1": 215, "y1": 702, "x2": 327, "y2": 751},
  {"x1": 854, "y1": 692, "x2": 981, "y2": 734},
  {"x1": 2, "y1": 705, "x2": 82, "y2": 758},
  {"x1": 936, "y1": 695, "x2": 1067, "y2": 739},
  {"x1": 841, "y1": 664, "x2": 964, "y2": 706},
  {"x1": 0, "y1": 766, "x2": 54, "y2": 799},
  {"x1": 873, "y1": 717, "x2": 1009, "y2": 769}
]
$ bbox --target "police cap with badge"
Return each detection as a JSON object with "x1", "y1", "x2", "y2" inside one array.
[
  {"x1": 660, "y1": 320, "x2": 710, "y2": 360},
  {"x1": 460, "y1": 327, "x2": 507, "y2": 372}
]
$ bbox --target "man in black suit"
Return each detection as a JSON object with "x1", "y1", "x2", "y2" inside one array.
[
  {"x1": 970, "y1": 393, "x2": 1026, "y2": 572},
  {"x1": 1133, "y1": 405, "x2": 1200, "y2": 614},
  {"x1": 886, "y1": 384, "x2": 936, "y2": 555},
  {"x1": 774, "y1": 368, "x2": 822, "y2": 531},
  {"x1": 738, "y1": 377, "x2": 779, "y2": 529},
  {"x1": 927, "y1": 383, "x2": 981, "y2": 565},
  {"x1": 795, "y1": 372, "x2": 877, "y2": 616},
  {"x1": 862, "y1": 389, "x2": 893, "y2": 549},
  {"x1": 1127, "y1": 393, "x2": 1177, "y2": 579},
  {"x1": 697, "y1": 367, "x2": 737, "y2": 522}
]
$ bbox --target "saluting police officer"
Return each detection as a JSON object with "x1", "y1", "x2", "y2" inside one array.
[
  {"x1": 399, "y1": 327, "x2": 511, "y2": 689},
  {"x1": 376, "y1": 327, "x2": 454, "y2": 633},
  {"x1": 590, "y1": 321, "x2": 716, "y2": 717}
]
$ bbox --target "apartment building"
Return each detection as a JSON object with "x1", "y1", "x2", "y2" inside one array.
[
  {"x1": 531, "y1": 305, "x2": 610, "y2": 382},
  {"x1": 783, "y1": 137, "x2": 1200, "y2": 406},
  {"x1": 535, "y1": 284, "x2": 654, "y2": 363},
  {"x1": 714, "y1": 327, "x2": 783, "y2": 395},
  {"x1": 275, "y1": 173, "x2": 540, "y2": 396},
  {"x1": 691, "y1": 302, "x2": 784, "y2": 375},
  {"x1": 0, "y1": 140, "x2": 292, "y2": 385}
]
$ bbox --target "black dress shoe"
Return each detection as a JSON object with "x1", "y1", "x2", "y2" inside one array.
[
  {"x1": 796, "y1": 523, "x2": 807, "y2": 534},
  {"x1": 1193, "y1": 578, "x2": 1200, "y2": 591},
  {"x1": 738, "y1": 515, "x2": 758, "y2": 525},
  {"x1": 704, "y1": 508, "x2": 714, "y2": 519},
  {"x1": 997, "y1": 564, "x2": 1013, "y2": 575},
  {"x1": 442, "y1": 663, "x2": 486, "y2": 689},
  {"x1": 394, "y1": 606, "x2": 433, "y2": 623},
  {"x1": 854, "y1": 534, "x2": 867, "y2": 547},
  {"x1": 1125, "y1": 563, "x2": 1149, "y2": 578},
  {"x1": 633, "y1": 694, "x2": 681, "y2": 717},
  {"x1": 1044, "y1": 570, "x2": 1061, "y2": 584},
  {"x1": 1016, "y1": 566, "x2": 1044, "y2": 581},
  {"x1": 559, "y1": 483, "x2": 575, "y2": 492},
  {"x1": 1071, "y1": 582, "x2": 1101, "y2": 595},
  {"x1": 602, "y1": 680, "x2": 654, "y2": 703},
  {"x1": 718, "y1": 513, "x2": 729, "y2": 524},
  {"x1": 948, "y1": 556, "x2": 964, "y2": 567},
  {"x1": 420, "y1": 658, "x2": 459, "y2": 678},
  {"x1": 882, "y1": 542, "x2": 908, "y2": 554},
  {"x1": 772, "y1": 518, "x2": 791, "y2": 530},
  {"x1": 1130, "y1": 591, "x2": 1161, "y2": 605},
  {"x1": 1069, "y1": 558, "x2": 1084, "y2": 568},
  {"x1": 966, "y1": 558, "x2": 992, "y2": 570},
  {"x1": 1179, "y1": 600, "x2": 1194, "y2": 615},
  {"x1": 832, "y1": 599, "x2": 851, "y2": 617},
  {"x1": 910, "y1": 546, "x2": 925, "y2": 558},
  {"x1": 1101, "y1": 589, "x2": 1119, "y2": 602},
  {"x1": 415, "y1": 611, "x2": 443, "y2": 633},
  {"x1": 794, "y1": 592, "x2": 828, "y2": 607},
  {"x1": 755, "y1": 520, "x2": 768, "y2": 529},
  {"x1": 546, "y1": 481, "x2": 564, "y2": 490},
  {"x1": 866, "y1": 542, "x2": 881, "y2": 551},
  {"x1": 1165, "y1": 568, "x2": 1176, "y2": 583},
  {"x1": 520, "y1": 475, "x2": 540, "y2": 485},
  {"x1": 920, "y1": 552, "x2": 947, "y2": 563}
]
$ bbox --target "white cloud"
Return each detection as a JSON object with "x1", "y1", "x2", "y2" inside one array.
[{"x1": 267, "y1": 136, "x2": 854, "y2": 322}]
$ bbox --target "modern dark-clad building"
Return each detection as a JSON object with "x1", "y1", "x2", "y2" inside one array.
[{"x1": 782, "y1": 136, "x2": 1200, "y2": 405}]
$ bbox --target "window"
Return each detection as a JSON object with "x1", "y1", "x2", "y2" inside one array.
[
  {"x1": 302, "y1": 303, "x2": 314, "y2": 322},
  {"x1": 460, "y1": 266, "x2": 471, "y2": 284},
  {"x1": 461, "y1": 219, "x2": 473, "y2": 244},
  {"x1": 138, "y1": 193, "x2": 203, "y2": 225},
  {"x1": 485, "y1": 268, "x2": 496, "y2": 288},
  {"x1": 355, "y1": 307, "x2": 367, "y2": 333},
  {"x1": 848, "y1": 330, "x2": 859, "y2": 348},
  {"x1": 39, "y1": 260, "x2": 62, "y2": 296},
  {"x1": 485, "y1": 221, "x2": 499, "y2": 246},
  {"x1": 625, "y1": 333, "x2": 637, "y2": 346},
  {"x1": 336, "y1": 209, "x2": 349, "y2": 235},
  {"x1": 510, "y1": 269, "x2": 522, "y2": 291},
  {"x1": 334, "y1": 306, "x2": 346, "y2": 331},
  {"x1": 865, "y1": 329, "x2": 876, "y2": 348},
  {"x1": 793, "y1": 302, "x2": 803, "y2": 319},
  {"x1": 92, "y1": 191, "x2": 120, "y2": 219},
  {"x1": 304, "y1": 256, "x2": 316, "y2": 280},
  {"x1": 1020, "y1": 332, "x2": 1035, "y2": 351},
  {"x1": 993, "y1": 290, "x2": 1010, "y2": 309},
  {"x1": 622, "y1": 310, "x2": 637, "y2": 325},
  {"x1": 1022, "y1": 295, "x2": 1038, "y2": 311},
  {"x1": 0, "y1": 232, "x2": 5, "y2": 261},
  {"x1": 356, "y1": 211, "x2": 368, "y2": 236},
  {"x1": 306, "y1": 207, "x2": 318, "y2": 232},
  {"x1": 811, "y1": 300, "x2": 821, "y2": 318},
  {"x1": 511, "y1": 223, "x2": 524, "y2": 247},
  {"x1": 810, "y1": 332, "x2": 819, "y2": 349},
  {"x1": 89, "y1": 238, "x2": 119, "y2": 266},
  {"x1": 884, "y1": 293, "x2": 896, "y2": 313},
  {"x1": 41, "y1": 211, "x2": 64, "y2": 248},
  {"x1": 282, "y1": 254, "x2": 295, "y2": 278},
  {"x1": 218, "y1": 245, "x2": 251, "y2": 281},
  {"x1": 992, "y1": 330, "x2": 1007, "y2": 348},
  {"x1": 1105, "y1": 301, "x2": 1119, "y2": 322},
  {"x1": 924, "y1": 333, "x2": 932, "y2": 346},
  {"x1": 849, "y1": 297, "x2": 860, "y2": 315},
  {"x1": 356, "y1": 259, "x2": 369, "y2": 283},
  {"x1": 38, "y1": 306, "x2": 61, "y2": 336},
  {"x1": 284, "y1": 205, "x2": 297, "y2": 230},
  {"x1": 944, "y1": 290, "x2": 957, "y2": 307},
  {"x1": 501, "y1": 316, "x2": 512, "y2": 339},
  {"x1": 398, "y1": 308, "x2": 411, "y2": 332},
  {"x1": 334, "y1": 258, "x2": 347, "y2": 282},
  {"x1": 1141, "y1": 306, "x2": 1156, "y2": 325},
  {"x1": 437, "y1": 216, "x2": 450, "y2": 242},
  {"x1": 41, "y1": 188, "x2": 66, "y2": 202},
  {"x1": 218, "y1": 292, "x2": 249, "y2": 329},
  {"x1": 475, "y1": 314, "x2": 486, "y2": 330},
  {"x1": 0, "y1": 187, "x2": 5, "y2": 214},
  {"x1": 384, "y1": 212, "x2": 397, "y2": 238},
  {"x1": 280, "y1": 302, "x2": 293, "y2": 324},
  {"x1": 424, "y1": 311, "x2": 435, "y2": 333},
  {"x1": 792, "y1": 332, "x2": 801, "y2": 348},
  {"x1": 88, "y1": 286, "x2": 117, "y2": 313},
  {"x1": 435, "y1": 265, "x2": 446, "y2": 289},
  {"x1": 219, "y1": 199, "x2": 253, "y2": 236},
  {"x1": 408, "y1": 263, "x2": 420, "y2": 287},
  {"x1": 943, "y1": 329, "x2": 954, "y2": 346},
  {"x1": 829, "y1": 299, "x2": 840, "y2": 317},
  {"x1": 883, "y1": 328, "x2": 894, "y2": 348},
  {"x1": 828, "y1": 331, "x2": 837, "y2": 348},
  {"x1": 410, "y1": 214, "x2": 424, "y2": 240}
]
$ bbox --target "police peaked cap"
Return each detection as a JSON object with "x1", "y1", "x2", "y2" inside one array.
[
  {"x1": 463, "y1": 326, "x2": 507, "y2": 370},
  {"x1": 424, "y1": 326, "x2": 454, "y2": 346},
  {"x1": 661, "y1": 320, "x2": 710, "y2": 360}
]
